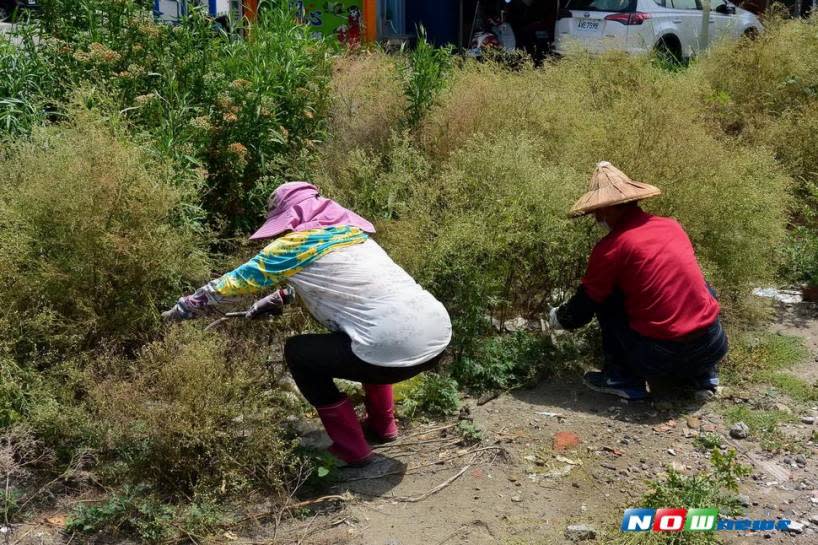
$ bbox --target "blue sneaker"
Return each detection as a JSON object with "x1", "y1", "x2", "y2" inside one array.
[{"x1": 583, "y1": 371, "x2": 650, "y2": 401}]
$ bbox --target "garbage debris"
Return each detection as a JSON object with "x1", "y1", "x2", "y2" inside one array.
[
  {"x1": 537, "y1": 411, "x2": 566, "y2": 420},
  {"x1": 752, "y1": 288, "x2": 803, "y2": 304},
  {"x1": 555, "y1": 455, "x2": 583, "y2": 466}
]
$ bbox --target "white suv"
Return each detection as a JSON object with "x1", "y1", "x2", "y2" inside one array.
[{"x1": 554, "y1": 0, "x2": 761, "y2": 61}]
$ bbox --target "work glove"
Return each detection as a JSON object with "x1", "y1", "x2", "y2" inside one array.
[
  {"x1": 162, "y1": 298, "x2": 195, "y2": 322},
  {"x1": 548, "y1": 306, "x2": 564, "y2": 331},
  {"x1": 245, "y1": 286, "x2": 295, "y2": 319}
]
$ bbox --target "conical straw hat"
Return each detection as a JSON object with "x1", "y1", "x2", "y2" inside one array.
[{"x1": 569, "y1": 161, "x2": 661, "y2": 218}]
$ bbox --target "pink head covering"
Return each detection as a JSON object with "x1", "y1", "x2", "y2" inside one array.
[{"x1": 249, "y1": 181, "x2": 375, "y2": 240}]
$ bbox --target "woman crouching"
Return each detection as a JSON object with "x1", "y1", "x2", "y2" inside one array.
[{"x1": 163, "y1": 182, "x2": 452, "y2": 466}]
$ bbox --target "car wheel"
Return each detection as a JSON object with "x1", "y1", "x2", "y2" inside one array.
[
  {"x1": 743, "y1": 27, "x2": 759, "y2": 40},
  {"x1": 654, "y1": 36, "x2": 682, "y2": 66}
]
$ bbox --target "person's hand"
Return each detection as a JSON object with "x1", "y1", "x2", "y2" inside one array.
[
  {"x1": 162, "y1": 297, "x2": 196, "y2": 322},
  {"x1": 548, "y1": 306, "x2": 564, "y2": 331},
  {"x1": 162, "y1": 301, "x2": 193, "y2": 322},
  {"x1": 245, "y1": 294, "x2": 283, "y2": 319},
  {"x1": 245, "y1": 287, "x2": 295, "y2": 319}
]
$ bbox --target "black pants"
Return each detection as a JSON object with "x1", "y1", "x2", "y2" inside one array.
[
  {"x1": 284, "y1": 332, "x2": 440, "y2": 407},
  {"x1": 597, "y1": 291, "x2": 728, "y2": 383}
]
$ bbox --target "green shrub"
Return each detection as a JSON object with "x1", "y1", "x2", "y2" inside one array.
[
  {"x1": 326, "y1": 51, "x2": 406, "y2": 155},
  {"x1": 780, "y1": 225, "x2": 818, "y2": 287},
  {"x1": 430, "y1": 54, "x2": 789, "y2": 309},
  {"x1": 693, "y1": 433, "x2": 723, "y2": 452},
  {"x1": 200, "y1": 6, "x2": 333, "y2": 232},
  {"x1": 399, "y1": 373, "x2": 460, "y2": 418},
  {"x1": 615, "y1": 450, "x2": 749, "y2": 545},
  {"x1": 644, "y1": 449, "x2": 748, "y2": 511},
  {"x1": 0, "y1": 358, "x2": 37, "y2": 427},
  {"x1": 422, "y1": 133, "x2": 594, "y2": 352},
  {"x1": 0, "y1": 31, "x2": 56, "y2": 135},
  {"x1": 315, "y1": 50, "x2": 791, "y2": 370},
  {"x1": 0, "y1": 109, "x2": 209, "y2": 359},
  {"x1": 2, "y1": 2, "x2": 332, "y2": 235},
  {"x1": 701, "y1": 16, "x2": 818, "y2": 135},
  {"x1": 456, "y1": 420, "x2": 483, "y2": 445},
  {"x1": 400, "y1": 28, "x2": 452, "y2": 128},
  {"x1": 66, "y1": 485, "x2": 229, "y2": 543},
  {"x1": 700, "y1": 18, "x2": 818, "y2": 286},
  {"x1": 453, "y1": 332, "x2": 555, "y2": 393},
  {"x1": 318, "y1": 131, "x2": 431, "y2": 222},
  {"x1": 0, "y1": 487, "x2": 22, "y2": 522},
  {"x1": 90, "y1": 324, "x2": 300, "y2": 497},
  {"x1": 67, "y1": 485, "x2": 175, "y2": 543}
]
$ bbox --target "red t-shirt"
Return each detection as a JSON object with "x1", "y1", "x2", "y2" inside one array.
[{"x1": 581, "y1": 208, "x2": 720, "y2": 340}]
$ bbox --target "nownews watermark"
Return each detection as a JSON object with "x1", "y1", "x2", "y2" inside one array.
[{"x1": 621, "y1": 508, "x2": 792, "y2": 533}]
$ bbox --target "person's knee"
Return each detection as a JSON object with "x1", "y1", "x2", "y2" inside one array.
[{"x1": 283, "y1": 336, "x2": 307, "y2": 371}]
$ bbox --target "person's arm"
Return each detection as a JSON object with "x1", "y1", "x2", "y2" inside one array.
[
  {"x1": 549, "y1": 237, "x2": 620, "y2": 331},
  {"x1": 551, "y1": 285, "x2": 599, "y2": 330},
  {"x1": 162, "y1": 227, "x2": 368, "y2": 320},
  {"x1": 162, "y1": 237, "x2": 299, "y2": 320}
]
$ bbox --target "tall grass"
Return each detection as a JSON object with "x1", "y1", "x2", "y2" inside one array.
[
  {"x1": 1, "y1": 1, "x2": 332, "y2": 234},
  {"x1": 319, "y1": 49, "x2": 791, "y2": 354},
  {"x1": 0, "y1": 108, "x2": 210, "y2": 361},
  {"x1": 400, "y1": 28, "x2": 452, "y2": 128},
  {"x1": 699, "y1": 17, "x2": 818, "y2": 286},
  {"x1": 0, "y1": 10, "x2": 816, "y2": 541}
]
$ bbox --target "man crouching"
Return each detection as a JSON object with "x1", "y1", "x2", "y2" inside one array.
[{"x1": 550, "y1": 162, "x2": 727, "y2": 401}]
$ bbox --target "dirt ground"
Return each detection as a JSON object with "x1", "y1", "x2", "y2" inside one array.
[
  {"x1": 8, "y1": 303, "x2": 818, "y2": 545},
  {"x1": 264, "y1": 302, "x2": 818, "y2": 545}
]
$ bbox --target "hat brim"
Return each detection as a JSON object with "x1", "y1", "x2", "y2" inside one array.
[
  {"x1": 249, "y1": 213, "x2": 294, "y2": 240},
  {"x1": 568, "y1": 187, "x2": 661, "y2": 218}
]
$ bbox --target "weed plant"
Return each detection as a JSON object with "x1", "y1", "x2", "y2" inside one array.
[
  {"x1": 400, "y1": 28, "x2": 452, "y2": 128},
  {"x1": 723, "y1": 405, "x2": 796, "y2": 452},
  {"x1": 0, "y1": 108, "x2": 209, "y2": 361},
  {"x1": 614, "y1": 450, "x2": 750, "y2": 545},
  {"x1": 89, "y1": 324, "x2": 300, "y2": 497},
  {"x1": 1, "y1": 8, "x2": 817, "y2": 541},
  {"x1": 721, "y1": 333, "x2": 808, "y2": 384},
  {"x1": 319, "y1": 49, "x2": 791, "y2": 357},
  {"x1": 399, "y1": 373, "x2": 460, "y2": 418},
  {"x1": 700, "y1": 16, "x2": 818, "y2": 285},
  {"x1": 2, "y1": 1, "x2": 332, "y2": 234}
]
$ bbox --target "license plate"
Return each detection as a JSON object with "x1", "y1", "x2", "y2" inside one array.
[{"x1": 577, "y1": 19, "x2": 600, "y2": 32}]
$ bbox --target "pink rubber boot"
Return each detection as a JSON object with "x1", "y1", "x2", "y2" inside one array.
[
  {"x1": 363, "y1": 384, "x2": 399, "y2": 442},
  {"x1": 316, "y1": 397, "x2": 372, "y2": 465}
]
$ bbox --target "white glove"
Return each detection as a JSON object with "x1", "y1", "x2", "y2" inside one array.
[{"x1": 548, "y1": 307, "x2": 564, "y2": 331}]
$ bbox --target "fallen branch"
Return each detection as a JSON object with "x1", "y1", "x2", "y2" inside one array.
[
  {"x1": 407, "y1": 445, "x2": 509, "y2": 473},
  {"x1": 399, "y1": 423, "x2": 458, "y2": 440},
  {"x1": 11, "y1": 528, "x2": 33, "y2": 545},
  {"x1": 343, "y1": 445, "x2": 510, "y2": 482},
  {"x1": 373, "y1": 437, "x2": 458, "y2": 451},
  {"x1": 233, "y1": 493, "x2": 352, "y2": 527},
  {"x1": 393, "y1": 465, "x2": 471, "y2": 503}
]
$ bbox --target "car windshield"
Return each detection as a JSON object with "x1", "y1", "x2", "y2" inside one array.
[{"x1": 566, "y1": 0, "x2": 637, "y2": 12}]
